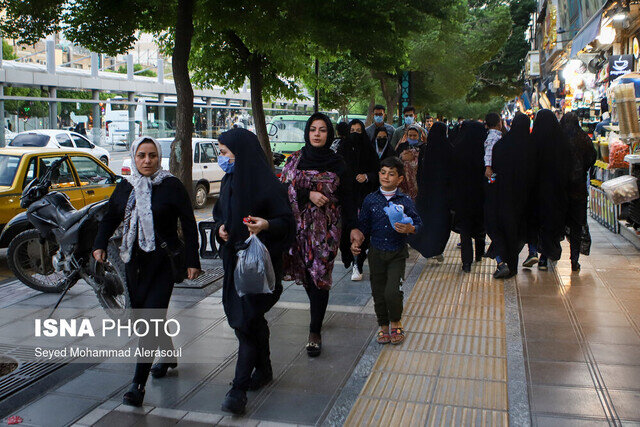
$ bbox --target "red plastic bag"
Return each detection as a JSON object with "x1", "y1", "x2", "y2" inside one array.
[
  {"x1": 609, "y1": 141, "x2": 629, "y2": 169},
  {"x1": 7, "y1": 416, "x2": 23, "y2": 425}
]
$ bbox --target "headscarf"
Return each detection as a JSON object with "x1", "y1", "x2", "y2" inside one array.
[
  {"x1": 373, "y1": 126, "x2": 392, "y2": 154},
  {"x1": 423, "y1": 121, "x2": 449, "y2": 159},
  {"x1": 120, "y1": 136, "x2": 173, "y2": 263},
  {"x1": 451, "y1": 121, "x2": 487, "y2": 219},
  {"x1": 298, "y1": 113, "x2": 343, "y2": 172},
  {"x1": 218, "y1": 128, "x2": 294, "y2": 249}
]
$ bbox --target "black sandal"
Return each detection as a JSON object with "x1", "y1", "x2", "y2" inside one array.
[{"x1": 306, "y1": 341, "x2": 321, "y2": 357}]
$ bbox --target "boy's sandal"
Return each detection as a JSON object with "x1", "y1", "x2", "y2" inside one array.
[
  {"x1": 376, "y1": 330, "x2": 391, "y2": 344},
  {"x1": 390, "y1": 327, "x2": 405, "y2": 345}
]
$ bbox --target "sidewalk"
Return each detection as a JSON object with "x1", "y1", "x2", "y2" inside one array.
[{"x1": 0, "y1": 218, "x2": 639, "y2": 426}]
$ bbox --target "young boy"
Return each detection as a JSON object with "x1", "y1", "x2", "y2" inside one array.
[{"x1": 351, "y1": 157, "x2": 422, "y2": 345}]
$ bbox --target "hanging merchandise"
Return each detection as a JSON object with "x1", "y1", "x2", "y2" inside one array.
[{"x1": 612, "y1": 83, "x2": 640, "y2": 139}]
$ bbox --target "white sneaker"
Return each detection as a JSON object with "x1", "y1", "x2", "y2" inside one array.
[{"x1": 351, "y1": 265, "x2": 363, "y2": 281}]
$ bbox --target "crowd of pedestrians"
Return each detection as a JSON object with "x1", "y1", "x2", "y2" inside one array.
[{"x1": 91, "y1": 105, "x2": 596, "y2": 415}]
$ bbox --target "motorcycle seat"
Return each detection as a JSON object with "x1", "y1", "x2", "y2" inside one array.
[{"x1": 59, "y1": 204, "x2": 93, "y2": 230}]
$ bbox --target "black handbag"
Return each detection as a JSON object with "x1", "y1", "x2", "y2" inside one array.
[
  {"x1": 580, "y1": 224, "x2": 591, "y2": 256},
  {"x1": 157, "y1": 234, "x2": 187, "y2": 283}
]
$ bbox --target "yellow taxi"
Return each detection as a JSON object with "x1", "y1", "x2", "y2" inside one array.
[{"x1": 0, "y1": 147, "x2": 119, "y2": 247}]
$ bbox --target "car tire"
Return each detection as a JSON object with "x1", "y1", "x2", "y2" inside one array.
[
  {"x1": 100, "y1": 156, "x2": 109, "y2": 166},
  {"x1": 195, "y1": 183, "x2": 208, "y2": 209}
]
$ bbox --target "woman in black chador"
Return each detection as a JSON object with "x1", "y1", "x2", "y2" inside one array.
[
  {"x1": 337, "y1": 119, "x2": 380, "y2": 280},
  {"x1": 212, "y1": 129, "x2": 295, "y2": 415},
  {"x1": 411, "y1": 121, "x2": 452, "y2": 260},
  {"x1": 487, "y1": 113, "x2": 532, "y2": 278},
  {"x1": 93, "y1": 136, "x2": 201, "y2": 407},
  {"x1": 560, "y1": 112, "x2": 597, "y2": 271},
  {"x1": 452, "y1": 121, "x2": 487, "y2": 272},
  {"x1": 372, "y1": 126, "x2": 396, "y2": 161},
  {"x1": 531, "y1": 109, "x2": 572, "y2": 269}
]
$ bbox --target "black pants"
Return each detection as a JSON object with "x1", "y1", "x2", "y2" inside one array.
[
  {"x1": 368, "y1": 246, "x2": 407, "y2": 326},
  {"x1": 233, "y1": 316, "x2": 271, "y2": 391},
  {"x1": 127, "y1": 249, "x2": 175, "y2": 385},
  {"x1": 355, "y1": 237, "x2": 370, "y2": 271},
  {"x1": 304, "y1": 279, "x2": 329, "y2": 335},
  {"x1": 460, "y1": 231, "x2": 485, "y2": 265}
]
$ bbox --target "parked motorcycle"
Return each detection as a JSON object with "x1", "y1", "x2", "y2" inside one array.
[{"x1": 4, "y1": 155, "x2": 129, "y2": 317}]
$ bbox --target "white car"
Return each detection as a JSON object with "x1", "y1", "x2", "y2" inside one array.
[
  {"x1": 121, "y1": 138, "x2": 224, "y2": 209},
  {"x1": 8, "y1": 129, "x2": 111, "y2": 166}
]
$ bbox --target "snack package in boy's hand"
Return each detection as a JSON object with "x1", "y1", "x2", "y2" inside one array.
[{"x1": 383, "y1": 201, "x2": 414, "y2": 228}]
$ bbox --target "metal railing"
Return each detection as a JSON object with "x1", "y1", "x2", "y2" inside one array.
[{"x1": 589, "y1": 186, "x2": 621, "y2": 233}]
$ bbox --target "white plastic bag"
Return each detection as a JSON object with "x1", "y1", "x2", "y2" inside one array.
[{"x1": 234, "y1": 234, "x2": 275, "y2": 297}]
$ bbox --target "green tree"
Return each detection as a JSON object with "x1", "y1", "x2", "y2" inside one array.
[
  {"x1": 3, "y1": 87, "x2": 48, "y2": 118},
  {"x1": 107, "y1": 63, "x2": 158, "y2": 78},
  {"x1": 2, "y1": 40, "x2": 17, "y2": 60},
  {"x1": 1, "y1": 0, "x2": 197, "y2": 201},
  {"x1": 469, "y1": 0, "x2": 537, "y2": 101}
]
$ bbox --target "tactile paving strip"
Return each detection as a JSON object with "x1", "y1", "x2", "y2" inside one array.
[{"x1": 345, "y1": 238, "x2": 509, "y2": 425}]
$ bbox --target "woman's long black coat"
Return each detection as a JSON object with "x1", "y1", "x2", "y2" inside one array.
[
  {"x1": 410, "y1": 122, "x2": 453, "y2": 257},
  {"x1": 213, "y1": 173, "x2": 294, "y2": 331},
  {"x1": 93, "y1": 177, "x2": 200, "y2": 308}
]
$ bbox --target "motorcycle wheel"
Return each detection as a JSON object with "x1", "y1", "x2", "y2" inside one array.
[
  {"x1": 93, "y1": 241, "x2": 130, "y2": 320},
  {"x1": 7, "y1": 229, "x2": 72, "y2": 293}
]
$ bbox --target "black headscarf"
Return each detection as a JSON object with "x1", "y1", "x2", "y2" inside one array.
[
  {"x1": 298, "y1": 112, "x2": 343, "y2": 172},
  {"x1": 216, "y1": 128, "x2": 294, "y2": 250},
  {"x1": 561, "y1": 111, "x2": 597, "y2": 196},
  {"x1": 373, "y1": 125, "x2": 394, "y2": 157},
  {"x1": 532, "y1": 109, "x2": 571, "y2": 260},
  {"x1": 410, "y1": 121, "x2": 453, "y2": 257}
]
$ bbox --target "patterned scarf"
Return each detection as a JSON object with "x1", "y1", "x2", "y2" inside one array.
[{"x1": 120, "y1": 137, "x2": 173, "y2": 263}]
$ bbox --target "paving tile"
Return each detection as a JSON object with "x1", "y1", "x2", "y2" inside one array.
[
  {"x1": 426, "y1": 404, "x2": 508, "y2": 426},
  {"x1": 56, "y1": 369, "x2": 130, "y2": 399},
  {"x1": 7, "y1": 394, "x2": 100, "y2": 427},
  {"x1": 610, "y1": 389, "x2": 640, "y2": 421},
  {"x1": 533, "y1": 415, "x2": 610, "y2": 426},
  {"x1": 582, "y1": 326, "x2": 640, "y2": 346},
  {"x1": 597, "y1": 364, "x2": 640, "y2": 390},
  {"x1": 179, "y1": 411, "x2": 223, "y2": 424},
  {"x1": 439, "y1": 354, "x2": 507, "y2": 381},
  {"x1": 358, "y1": 371, "x2": 436, "y2": 403},
  {"x1": 521, "y1": 306, "x2": 572, "y2": 324},
  {"x1": 444, "y1": 335, "x2": 506, "y2": 357},
  {"x1": 431, "y1": 377, "x2": 508, "y2": 410},
  {"x1": 524, "y1": 322, "x2": 579, "y2": 343},
  {"x1": 176, "y1": 383, "x2": 230, "y2": 414},
  {"x1": 251, "y1": 390, "x2": 332, "y2": 425},
  {"x1": 93, "y1": 410, "x2": 145, "y2": 427},
  {"x1": 528, "y1": 361, "x2": 594, "y2": 387},
  {"x1": 589, "y1": 343, "x2": 640, "y2": 365},
  {"x1": 530, "y1": 385, "x2": 606, "y2": 418},
  {"x1": 131, "y1": 414, "x2": 179, "y2": 426},
  {"x1": 143, "y1": 377, "x2": 200, "y2": 408},
  {"x1": 525, "y1": 340, "x2": 585, "y2": 363}
]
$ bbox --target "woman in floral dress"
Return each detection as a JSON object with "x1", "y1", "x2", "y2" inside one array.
[
  {"x1": 281, "y1": 113, "x2": 357, "y2": 357},
  {"x1": 395, "y1": 124, "x2": 427, "y2": 201}
]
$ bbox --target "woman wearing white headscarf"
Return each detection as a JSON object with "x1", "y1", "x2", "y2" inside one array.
[{"x1": 93, "y1": 136, "x2": 201, "y2": 407}]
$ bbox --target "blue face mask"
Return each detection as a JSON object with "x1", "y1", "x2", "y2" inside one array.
[
  {"x1": 407, "y1": 138, "x2": 419, "y2": 146},
  {"x1": 218, "y1": 155, "x2": 235, "y2": 173},
  {"x1": 374, "y1": 115, "x2": 384, "y2": 124},
  {"x1": 404, "y1": 116, "x2": 414, "y2": 126}
]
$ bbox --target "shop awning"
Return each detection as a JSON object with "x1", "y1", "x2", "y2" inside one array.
[{"x1": 570, "y1": 9, "x2": 604, "y2": 58}]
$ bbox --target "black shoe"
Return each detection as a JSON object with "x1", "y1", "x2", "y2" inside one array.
[
  {"x1": 522, "y1": 254, "x2": 539, "y2": 268},
  {"x1": 493, "y1": 263, "x2": 511, "y2": 279},
  {"x1": 123, "y1": 383, "x2": 145, "y2": 407},
  {"x1": 462, "y1": 263, "x2": 471, "y2": 273},
  {"x1": 538, "y1": 257, "x2": 548, "y2": 271},
  {"x1": 571, "y1": 261, "x2": 581, "y2": 271},
  {"x1": 247, "y1": 368, "x2": 273, "y2": 391},
  {"x1": 150, "y1": 361, "x2": 178, "y2": 378},
  {"x1": 306, "y1": 340, "x2": 321, "y2": 357},
  {"x1": 221, "y1": 388, "x2": 247, "y2": 415}
]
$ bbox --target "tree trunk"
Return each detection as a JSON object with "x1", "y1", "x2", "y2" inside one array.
[
  {"x1": 249, "y1": 56, "x2": 274, "y2": 168},
  {"x1": 170, "y1": 0, "x2": 195, "y2": 204},
  {"x1": 377, "y1": 74, "x2": 400, "y2": 125},
  {"x1": 365, "y1": 94, "x2": 376, "y2": 126}
]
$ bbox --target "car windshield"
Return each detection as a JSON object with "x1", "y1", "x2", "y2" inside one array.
[
  {"x1": 9, "y1": 134, "x2": 50, "y2": 147},
  {"x1": 0, "y1": 155, "x2": 21, "y2": 186}
]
